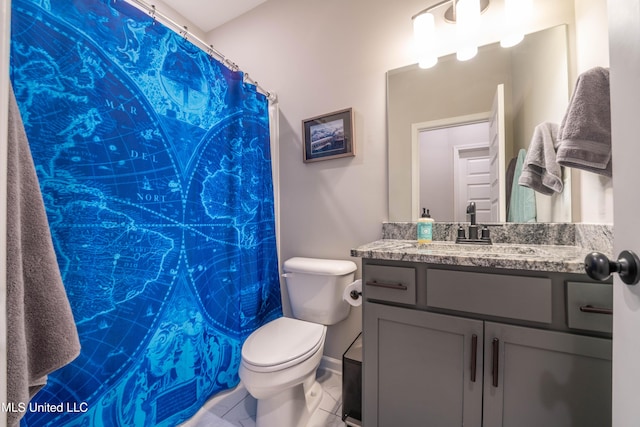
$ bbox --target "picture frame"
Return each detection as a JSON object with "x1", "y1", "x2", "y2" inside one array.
[{"x1": 302, "y1": 108, "x2": 355, "y2": 163}]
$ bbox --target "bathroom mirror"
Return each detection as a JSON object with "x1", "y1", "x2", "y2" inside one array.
[{"x1": 388, "y1": 25, "x2": 571, "y2": 222}]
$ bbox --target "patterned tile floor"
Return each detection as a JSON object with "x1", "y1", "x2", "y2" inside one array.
[{"x1": 182, "y1": 366, "x2": 345, "y2": 427}]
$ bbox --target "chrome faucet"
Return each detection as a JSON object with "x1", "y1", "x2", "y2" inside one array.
[
  {"x1": 456, "y1": 201, "x2": 492, "y2": 245},
  {"x1": 466, "y1": 202, "x2": 477, "y2": 226},
  {"x1": 466, "y1": 202, "x2": 478, "y2": 240}
]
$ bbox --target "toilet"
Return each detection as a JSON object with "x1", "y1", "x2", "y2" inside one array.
[{"x1": 239, "y1": 257, "x2": 358, "y2": 427}]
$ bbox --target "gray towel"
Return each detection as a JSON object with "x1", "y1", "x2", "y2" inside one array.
[
  {"x1": 518, "y1": 122, "x2": 563, "y2": 195},
  {"x1": 6, "y1": 84, "x2": 81, "y2": 426},
  {"x1": 556, "y1": 67, "x2": 612, "y2": 177}
]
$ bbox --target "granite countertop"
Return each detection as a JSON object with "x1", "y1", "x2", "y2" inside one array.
[{"x1": 351, "y1": 239, "x2": 595, "y2": 274}]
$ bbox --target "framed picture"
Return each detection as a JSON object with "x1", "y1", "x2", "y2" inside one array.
[{"x1": 302, "y1": 108, "x2": 355, "y2": 163}]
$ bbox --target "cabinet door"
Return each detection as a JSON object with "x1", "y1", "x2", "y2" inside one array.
[
  {"x1": 363, "y1": 302, "x2": 483, "y2": 427},
  {"x1": 483, "y1": 322, "x2": 612, "y2": 427}
]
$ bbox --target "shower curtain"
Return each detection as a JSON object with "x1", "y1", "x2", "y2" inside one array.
[{"x1": 10, "y1": 0, "x2": 282, "y2": 425}]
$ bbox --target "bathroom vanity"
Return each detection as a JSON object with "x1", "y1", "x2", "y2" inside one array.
[{"x1": 352, "y1": 223, "x2": 613, "y2": 427}]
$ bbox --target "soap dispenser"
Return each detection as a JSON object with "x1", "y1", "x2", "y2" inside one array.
[{"x1": 417, "y1": 208, "x2": 434, "y2": 246}]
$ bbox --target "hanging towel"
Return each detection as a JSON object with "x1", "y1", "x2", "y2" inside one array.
[
  {"x1": 518, "y1": 122, "x2": 563, "y2": 195},
  {"x1": 504, "y1": 156, "x2": 517, "y2": 221},
  {"x1": 6, "y1": 84, "x2": 81, "y2": 427},
  {"x1": 508, "y1": 149, "x2": 537, "y2": 223},
  {"x1": 556, "y1": 66, "x2": 612, "y2": 177}
]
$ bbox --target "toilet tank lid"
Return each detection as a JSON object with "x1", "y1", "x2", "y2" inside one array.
[{"x1": 283, "y1": 257, "x2": 357, "y2": 276}]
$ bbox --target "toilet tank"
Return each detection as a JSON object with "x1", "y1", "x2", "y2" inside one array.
[{"x1": 283, "y1": 257, "x2": 357, "y2": 325}]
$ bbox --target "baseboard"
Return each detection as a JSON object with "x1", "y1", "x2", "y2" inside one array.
[{"x1": 319, "y1": 355, "x2": 342, "y2": 375}]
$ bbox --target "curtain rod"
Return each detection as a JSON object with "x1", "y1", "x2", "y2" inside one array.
[{"x1": 124, "y1": 0, "x2": 277, "y2": 102}]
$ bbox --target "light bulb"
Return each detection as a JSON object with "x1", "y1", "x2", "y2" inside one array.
[
  {"x1": 413, "y1": 12, "x2": 438, "y2": 68},
  {"x1": 456, "y1": 0, "x2": 481, "y2": 61},
  {"x1": 501, "y1": 0, "x2": 533, "y2": 48}
]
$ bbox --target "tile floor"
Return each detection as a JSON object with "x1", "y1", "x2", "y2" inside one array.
[{"x1": 182, "y1": 365, "x2": 345, "y2": 427}]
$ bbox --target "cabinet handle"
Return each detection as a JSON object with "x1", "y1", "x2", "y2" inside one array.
[
  {"x1": 579, "y1": 304, "x2": 613, "y2": 315},
  {"x1": 365, "y1": 280, "x2": 408, "y2": 291},
  {"x1": 492, "y1": 338, "x2": 500, "y2": 388},
  {"x1": 470, "y1": 334, "x2": 478, "y2": 383}
]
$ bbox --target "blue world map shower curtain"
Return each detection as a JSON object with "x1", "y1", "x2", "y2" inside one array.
[{"x1": 10, "y1": 0, "x2": 282, "y2": 425}]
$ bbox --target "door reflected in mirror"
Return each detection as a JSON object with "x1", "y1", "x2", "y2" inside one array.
[{"x1": 420, "y1": 121, "x2": 493, "y2": 223}]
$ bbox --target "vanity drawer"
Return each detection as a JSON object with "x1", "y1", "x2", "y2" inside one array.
[
  {"x1": 566, "y1": 281, "x2": 613, "y2": 334},
  {"x1": 364, "y1": 265, "x2": 416, "y2": 305},
  {"x1": 426, "y1": 269, "x2": 552, "y2": 323}
]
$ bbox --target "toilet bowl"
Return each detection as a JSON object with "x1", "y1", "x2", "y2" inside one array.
[
  {"x1": 239, "y1": 257, "x2": 357, "y2": 427},
  {"x1": 240, "y1": 317, "x2": 326, "y2": 427}
]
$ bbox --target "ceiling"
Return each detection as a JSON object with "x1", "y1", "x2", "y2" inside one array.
[{"x1": 160, "y1": 0, "x2": 268, "y2": 33}]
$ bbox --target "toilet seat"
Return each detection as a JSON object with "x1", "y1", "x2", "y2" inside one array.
[{"x1": 242, "y1": 317, "x2": 326, "y2": 373}]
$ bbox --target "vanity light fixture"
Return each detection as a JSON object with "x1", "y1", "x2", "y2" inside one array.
[
  {"x1": 412, "y1": 0, "x2": 489, "y2": 68},
  {"x1": 413, "y1": 0, "x2": 530, "y2": 69}
]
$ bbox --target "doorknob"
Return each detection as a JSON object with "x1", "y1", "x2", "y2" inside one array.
[{"x1": 584, "y1": 250, "x2": 640, "y2": 285}]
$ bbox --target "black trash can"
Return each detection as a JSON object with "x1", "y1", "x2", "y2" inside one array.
[{"x1": 342, "y1": 332, "x2": 362, "y2": 426}]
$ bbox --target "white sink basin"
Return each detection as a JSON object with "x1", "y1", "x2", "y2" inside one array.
[{"x1": 417, "y1": 241, "x2": 552, "y2": 257}]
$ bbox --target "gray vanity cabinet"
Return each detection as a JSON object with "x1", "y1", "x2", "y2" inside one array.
[
  {"x1": 362, "y1": 261, "x2": 613, "y2": 427},
  {"x1": 482, "y1": 322, "x2": 612, "y2": 427},
  {"x1": 364, "y1": 302, "x2": 483, "y2": 427}
]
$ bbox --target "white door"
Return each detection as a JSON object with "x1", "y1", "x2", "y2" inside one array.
[
  {"x1": 1, "y1": 0, "x2": 11, "y2": 419},
  {"x1": 453, "y1": 145, "x2": 491, "y2": 223},
  {"x1": 489, "y1": 84, "x2": 506, "y2": 222},
  {"x1": 609, "y1": 0, "x2": 640, "y2": 424}
]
